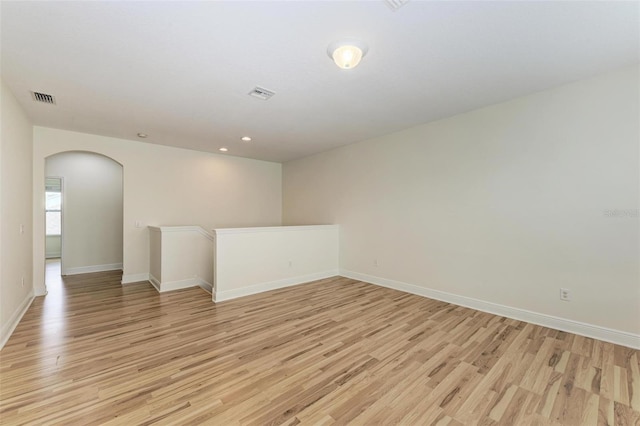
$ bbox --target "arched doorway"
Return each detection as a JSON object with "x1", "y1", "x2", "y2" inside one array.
[{"x1": 43, "y1": 152, "x2": 123, "y2": 292}]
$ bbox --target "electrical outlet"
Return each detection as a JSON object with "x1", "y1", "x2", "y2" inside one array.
[
  {"x1": 19, "y1": 224, "x2": 24, "y2": 235},
  {"x1": 373, "y1": 259, "x2": 379, "y2": 267},
  {"x1": 560, "y1": 288, "x2": 571, "y2": 302},
  {"x1": 135, "y1": 221, "x2": 142, "y2": 228}
]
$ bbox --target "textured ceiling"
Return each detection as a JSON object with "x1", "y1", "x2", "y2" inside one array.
[{"x1": 1, "y1": 1, "x2": 638, "y2": 162}]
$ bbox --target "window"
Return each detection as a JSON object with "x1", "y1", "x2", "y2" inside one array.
[{"x1": 45, "y1": 179, "x2": 62, "y2": 236}]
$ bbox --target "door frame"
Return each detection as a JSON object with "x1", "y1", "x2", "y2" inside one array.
[{"x1": 44, "y1": 176, "x2": 64, "y2": 273}]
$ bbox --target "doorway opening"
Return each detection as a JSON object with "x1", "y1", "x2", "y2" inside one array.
[
  {"x1": 44, "y1": 177, "x2": 63, "y2": 290},
  {"x1": 43, "y1": 152, "x2": 123, "y2": 291}
]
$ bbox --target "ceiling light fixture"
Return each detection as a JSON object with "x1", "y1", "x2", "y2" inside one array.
[
  {"x1": 327, "y1": 40, "x2": 368, "y2": 70},
  {"x1": 219, "y1": 147, "x2": 228, "y2": 152},
  {"x1": 137, "y1": 133, "x2": 148, "y2": 138},
  {"x1": 241, "y1": 136, "x2": 252, "y2": 142}
]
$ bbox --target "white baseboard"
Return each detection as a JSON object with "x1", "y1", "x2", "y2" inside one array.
[
  {"x1": 148, "y1": 274, "x2": 161, "y2": 292},
  {"x1": 161, "y1": 278, "x2": 199, "y2": 292},
  {"x1": 340, "y1": 270, "x2": 640, "y2": 350},
  {"x1": 160, "y1": 278, "x2": 204, "y2": 293},
  {"x1": 121, "y1": 273, "x2": 150, "y2": 285},
  {"x1": 34, "y1": 284, "x2": 47, "y2": 297},
  {"x1": 148, "y1": 274, "x2": 213, "y2": 294},
  {"x1": 197, "y1": 278, "x2": 213, "y2": 294},
  {"x1": 64, "y1": 263, "x2": 122, "y2": 276},
  {"x1": 0, "y1": 290, "x2": 34, "y2": 351},
  {"x1": 214, "y1": 270, "x2": 339, "y2": 302}
]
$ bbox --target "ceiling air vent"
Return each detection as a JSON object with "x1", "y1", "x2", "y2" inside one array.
[
  {"x1": 32, "y1": 91, "x2": 56, "y2": 105},
  {"x1": 384, "y1": 0, "x2": 409, "y2": 11},
  {"x1": 248, "y1": 86, "x2": 275, "y2": 100}
]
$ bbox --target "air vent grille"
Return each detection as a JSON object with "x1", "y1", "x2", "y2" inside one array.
[
  {"x1": 32, "y1": 91, "x2": 56, "y2": 104},
  {"x1": 248, "y1": 86, "x2": 275, "y2": 100},
  {"x1": 384, "y1": 0, "x2": 409, "y2": 11}
]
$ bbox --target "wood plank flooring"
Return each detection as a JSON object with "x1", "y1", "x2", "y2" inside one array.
[{"x1": 1, "y1": 266, "x2": 639, "y2": 425}]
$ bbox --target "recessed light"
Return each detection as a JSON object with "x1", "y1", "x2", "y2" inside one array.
[
  {"x1": 219, "y1": 147, "x2": 228, "y2": 152},
  {"x1": 137, "y1": 133, "x2": 148, "y2": 138},
  {"x1": 241, "y1": 136, "x2": 252, "y2": 142}
]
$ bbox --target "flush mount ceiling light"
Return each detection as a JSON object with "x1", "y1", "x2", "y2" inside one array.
[
  {"x1": 241, "y1": 136, "x2": 252, "y2": 142},
  {"x1": 327, "y1": 40, "x2": 368, "y2": 70},
  {"x1": 219, "y1": 147, "x2": 228, "y2": 152},
  {"x1": 137, "y1": 133, "x2": 148, "y2": 138}
]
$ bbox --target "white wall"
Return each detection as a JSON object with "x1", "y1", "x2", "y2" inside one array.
[
  {"x1": 1, "y1": 79, "x2": 34, "y2": 348},
  {"x1": 214, "y1": 225, "x2": 339, "y2": 301},
  {"x1": 46, "y1": 152, "x2": 123, "y2": 274},
  {"x1": 148, "y1": 226, "x2": 213, "y2": 293},
  {"x1": 149, "y1": 227, "x2": 162, "y2": 283},
  {"x1": 45, "y1": 235, "x2": 61, "y2": 258},
  {"x1": 33, "y1": 127, "x2": 282, "y2": 292},
  {"x1": 283, "y1": 65, "x2": 640, "y2": 346}
]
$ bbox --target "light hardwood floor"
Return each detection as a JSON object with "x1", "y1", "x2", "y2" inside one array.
[{"x1": 1, "y1": 265, "x2": 639, "y2": 425}]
